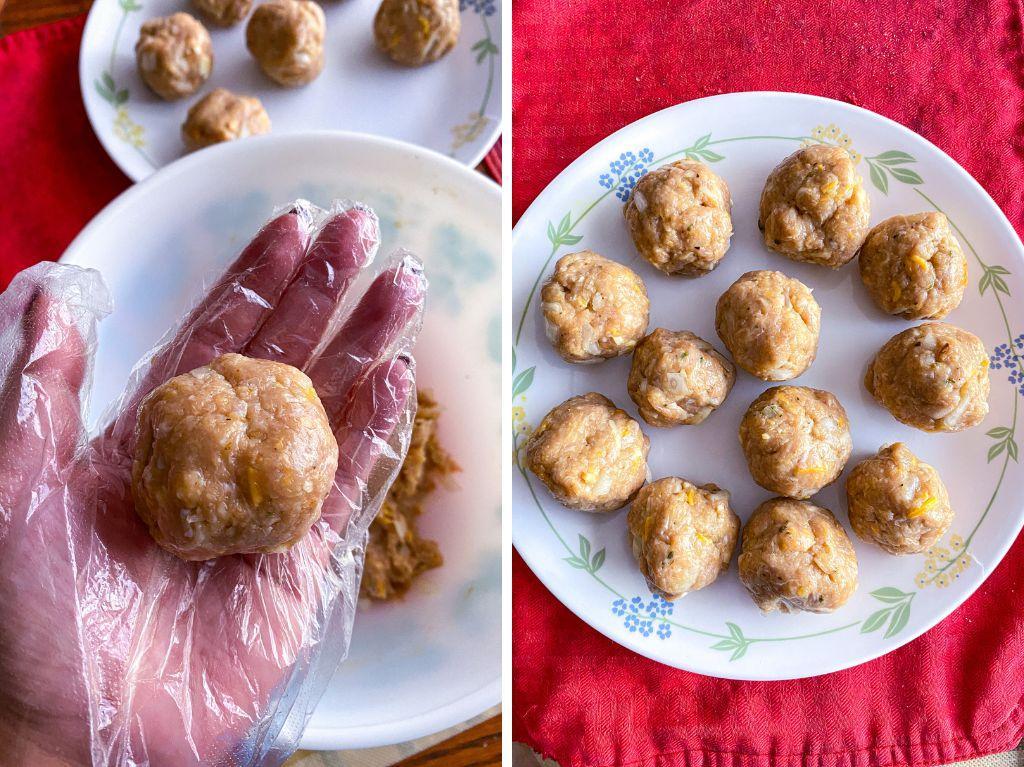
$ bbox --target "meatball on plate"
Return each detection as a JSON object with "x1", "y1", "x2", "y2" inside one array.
[
  {"x1": 80, "y1": 0, "x2": 502, "y2": 179},
  {"x1": 512, "y1": 92, "x2": 1024, "y2": 680}
]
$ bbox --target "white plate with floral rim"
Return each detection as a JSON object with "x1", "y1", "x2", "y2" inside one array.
[
  {"x1": 59, "y1": 132, "x2": 500, "y2": 746},
  {"x1": 79, "y1": 0, "x2": 500, "y2": 182},
  {"x1": 510, "y1": 91, "x2": 1024, "y2": 680}
]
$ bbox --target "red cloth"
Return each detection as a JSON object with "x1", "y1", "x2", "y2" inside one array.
[
  {"x1": 0, "y1": 16, "x2": 130, "y2": 289},
  {"x1": 512, "y1": 1, "x2": 1024, "y2": 766}
]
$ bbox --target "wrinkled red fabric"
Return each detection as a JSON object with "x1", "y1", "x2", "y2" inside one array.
[
  {"x1": 512, "y1": 1, "x2": 1024, "y2": 766},
  {"x1": 0, "y1": 16, "x2": 131, "y2": 289}
]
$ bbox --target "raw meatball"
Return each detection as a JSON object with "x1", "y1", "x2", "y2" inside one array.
[
  {"x1": 627, "y1": 477, "x2": 739, "y2": 599},
  {"x1": 715, "y1": 270, "x2": 821, "y2": 380},
  {"x1": 135, "y1": 13, "x2": 213, "y2": 101},
  {"x1": 623, "y1": 159, "x2": 733, "y2": 276},
  {"x1": 739, "y1": 386, "x2": 852, "y2": 499},
  {"x1": 374, "y1": 0, "x2": 461, "y2": 67},
  {"x1": 758, "y1": 145, "x2": 870, "y2": 268},
  {"x1": 865, "y1": 322, "x2": 990, "y2": 432},
  {"x1": 131, "y1": 354, "x2": 339, "y2": 561},
  {"x1": 194, "y1": 0, "x2": 252, "y2": 26},
  {"x1": 627, "y1": 328, "x2": 735, "y2": 427},
  {"x1": 858, "y1": 212, "x2": 968, "y2": 320},
  {"x1": 524, "y1": 393, "x2": 649, "y2": 512},
  {"x1": 246, "y1": 0, "x2": 325, "y2": 87},
  {"x1": 846, "y1": 443, "x2": 953, "y2": 555},
  {"x1": 540, "y1": 250, "x2": 650, "y2": 363},
  {"x1": 182, "y1": 88, "x2": 271, "y2": 151},
  {"x1": 738, "y1": 498, "x2": 859, "y2": 613}
]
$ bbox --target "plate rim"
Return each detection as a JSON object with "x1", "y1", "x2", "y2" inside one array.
[
  {"x1": 510, "y1": 90, "x2": 1024, "y2": 681},
  {"x1": 58, "y1": 129, "x2": 502, "y2": 748},
  {"x1": 77, "y1": 0, "x2": 502, "y2": 182}
]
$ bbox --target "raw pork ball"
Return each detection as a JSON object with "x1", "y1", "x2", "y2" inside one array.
[
  {"x1": 738, "y1": 498, "x2": 859, "y2": 613},
  {"x1": 194, "y1": 0, "x2": 252, "y2": 26},
  {"x1": 524, "y1": 392, "x2": 649, "y2": 512},
  {"x1": 846, "y1": 442, "x2": 953, "y2": 555},
  {"x1": 540, "y1": 250, "x2": 650, "y2": 363},
  {"x1": 246, "y1": 0, "x2": 326, "y2": 87},
  {"x1": 131, "y1": 354, "x2": 339, "y2": 561},
  {"x1": 623, "y1": 159, "x2": 733, "y2": 276},
  {"x1": 858, "y1": 212, "x2": 968, "y2": 320},
  {"x1": 135, "y1": 13, "x2": 213, "y2": 101},
  {"x1": 182, "y1": 88, "x2": 271, "y2": 151},
  {"x1": 374, "y1": 0, "x2": 461, "y2": 67},
  {"x1": 627, "y1": 328, "x2": 735, "y2": 427},
  {"x1": 738, "y1": 386, "x2": 852, "y2": 499},
  {"x1": 865, "y1": 322, "x2": 990, "y2": 432},
  {"x1": 715, "y1": 270, "x2": 821, "y2": 381},
  {"x1": 627, "y1": 477, "x2": 739, "y2": 599},
  {"x1": 758, "y1": 144, "x2": 870, "y2": 268}
]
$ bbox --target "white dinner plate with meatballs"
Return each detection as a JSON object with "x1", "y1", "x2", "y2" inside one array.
[
  {"x1": 79, "y1": 0, "x2": 501, "y2": 182},
  {"x1": 59, "y1": 132, "x2": 500, "y2": 746},
  {"x1": 511, "y1": 91, "x2": 1024, "y2": 680}
]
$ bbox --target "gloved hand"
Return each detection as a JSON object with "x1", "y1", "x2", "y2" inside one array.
[{"x1": 0, "y1": 202, "x2": 426, "y2": 766}]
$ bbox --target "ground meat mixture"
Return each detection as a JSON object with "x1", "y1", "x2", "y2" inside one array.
[
  {"x1": 525, "y1": 392, "x2": 650, "y2": 512},
  {"x1": 865, "y1": 322, "x2": 990, "y2": 432},
  {"x1": 361, "y1": 391, "x2": 457, "y2": 601},
  {"x1": 858, "y1": 212, "x2": 968, "y2": 320},
  {"x1": 541, "y1": 250, "x2": 650, "y2": 363},
  {"x1": 738, "y1": 498, "x2": 859, "y2": 613},
  {"x1": 846, "y1": 442, "x2": 953, "y2": 555},
  {"x1": 623, "y1": 159, "x2": 733, "y2": 277},
  {"x1": 627, "y1": 477, "x2": 739, "y2": 600},
  {"x1": 758, "y1": 144, "x2": 870, "y2": 268},
  {"x1": 131, "y1": 354, "x2": 338, "y2": 561},
  {"x1": 627, "y1": 328, "x2": 735, "y2": 427},
  {"x1": 715, "y1": 270, "x2": 821, "y2": 381},
  {"x1": 194, "y1": 0, "x2": 252, "y2": 26},
  {"x1": 738, "y1": 386, "x2": 852, "y2": 499},
  {"x1": 135, "y1": 13, "x2": 213, "y2": 101}
]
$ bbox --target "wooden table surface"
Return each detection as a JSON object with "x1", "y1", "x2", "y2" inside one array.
[{"x1": 0, "y1": 1, "x2": 502, "y2": 765}]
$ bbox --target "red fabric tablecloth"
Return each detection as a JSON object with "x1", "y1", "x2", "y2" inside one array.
[
  {"x1": 512, "y1": 1, "x2": 1024, "y2": 766},
  {"x1": 0, "y1": 16, "x2": 131, "y2": 287}
]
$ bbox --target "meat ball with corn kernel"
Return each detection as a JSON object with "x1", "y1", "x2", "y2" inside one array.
[
  {"x1": 627, "y1": 328, "x2": 735, "y2": 427},
  {"x1": 540, "y1": 250, "x2": 650, "y2": 364},
  {"x1": 738, "y1": 498, "x2": 859, "y2": 613},
  {"x1": 739, "y1": 386, "x2": 852, "y2": 500},
  {"x1": 193, "y1": 0, "x2": 252, "y2": 26},
  {"x1": 182, "y1": 88, "x2": 271, "y2": 151},
  {"x1": 627, "y1": 477, "x2": 739, "y2": 600},
  {"x1": 525, "y1": 393, "x2": 649, "y2": 512},
  {"x1": 374, "y1": 0, "x2": 461, "y2": 67},
  {"x1": 846, "y1": 442, "x2": 953, "y2": 555},
  {"x1": 865, "y1": 322, "x2": 990, "y2": 432},
  {"x1": 131, "y1": 354, "x2": 339, "y2": 561},
  {"x1": 858, "y1": 212, "x2": 968, "y2": 320},
  {"x1": 135, "y1": 13, "x2": 213, "y2": 101},
  {"x1": 758, "y1": 145, "x2": 870, "y2": 268},
  {"x1": 715, "y1": 270, "x2": 821, "y2": 381},
  {"x1": 246, "y1": 0, "x2": 326, "y2": 87},
  {"x1": 623, "y1": 159, "x2": 733, "y2": 277}
]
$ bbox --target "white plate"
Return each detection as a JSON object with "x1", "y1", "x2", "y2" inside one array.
[
  {"x1": 79, "y1": 0, "x2": 501, "y2": 181},
  {"x1": 59, "y1": 132, "x2": 501, "y2": 747},
  {"x1": 510, "y1": 92, "x2": 1024, "y2": 680}
]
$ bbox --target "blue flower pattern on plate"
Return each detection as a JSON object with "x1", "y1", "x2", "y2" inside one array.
[
  {"x1": 460, "y1": 0, "x2": 496, "y2": 15},
  {"x1": 990, "y1": 335, "x2": 1024, "y2": 396},
  {"x1": 611, "y1": 593, "x2": 673, "y2": 639},
  {"x1": 599, "y1": 148, "x2": 655, "y2": 202}
]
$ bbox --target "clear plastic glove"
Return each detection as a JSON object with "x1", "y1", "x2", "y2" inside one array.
[{"x1": 0, "y1": 201, "x2": 426, "y2": 766}]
